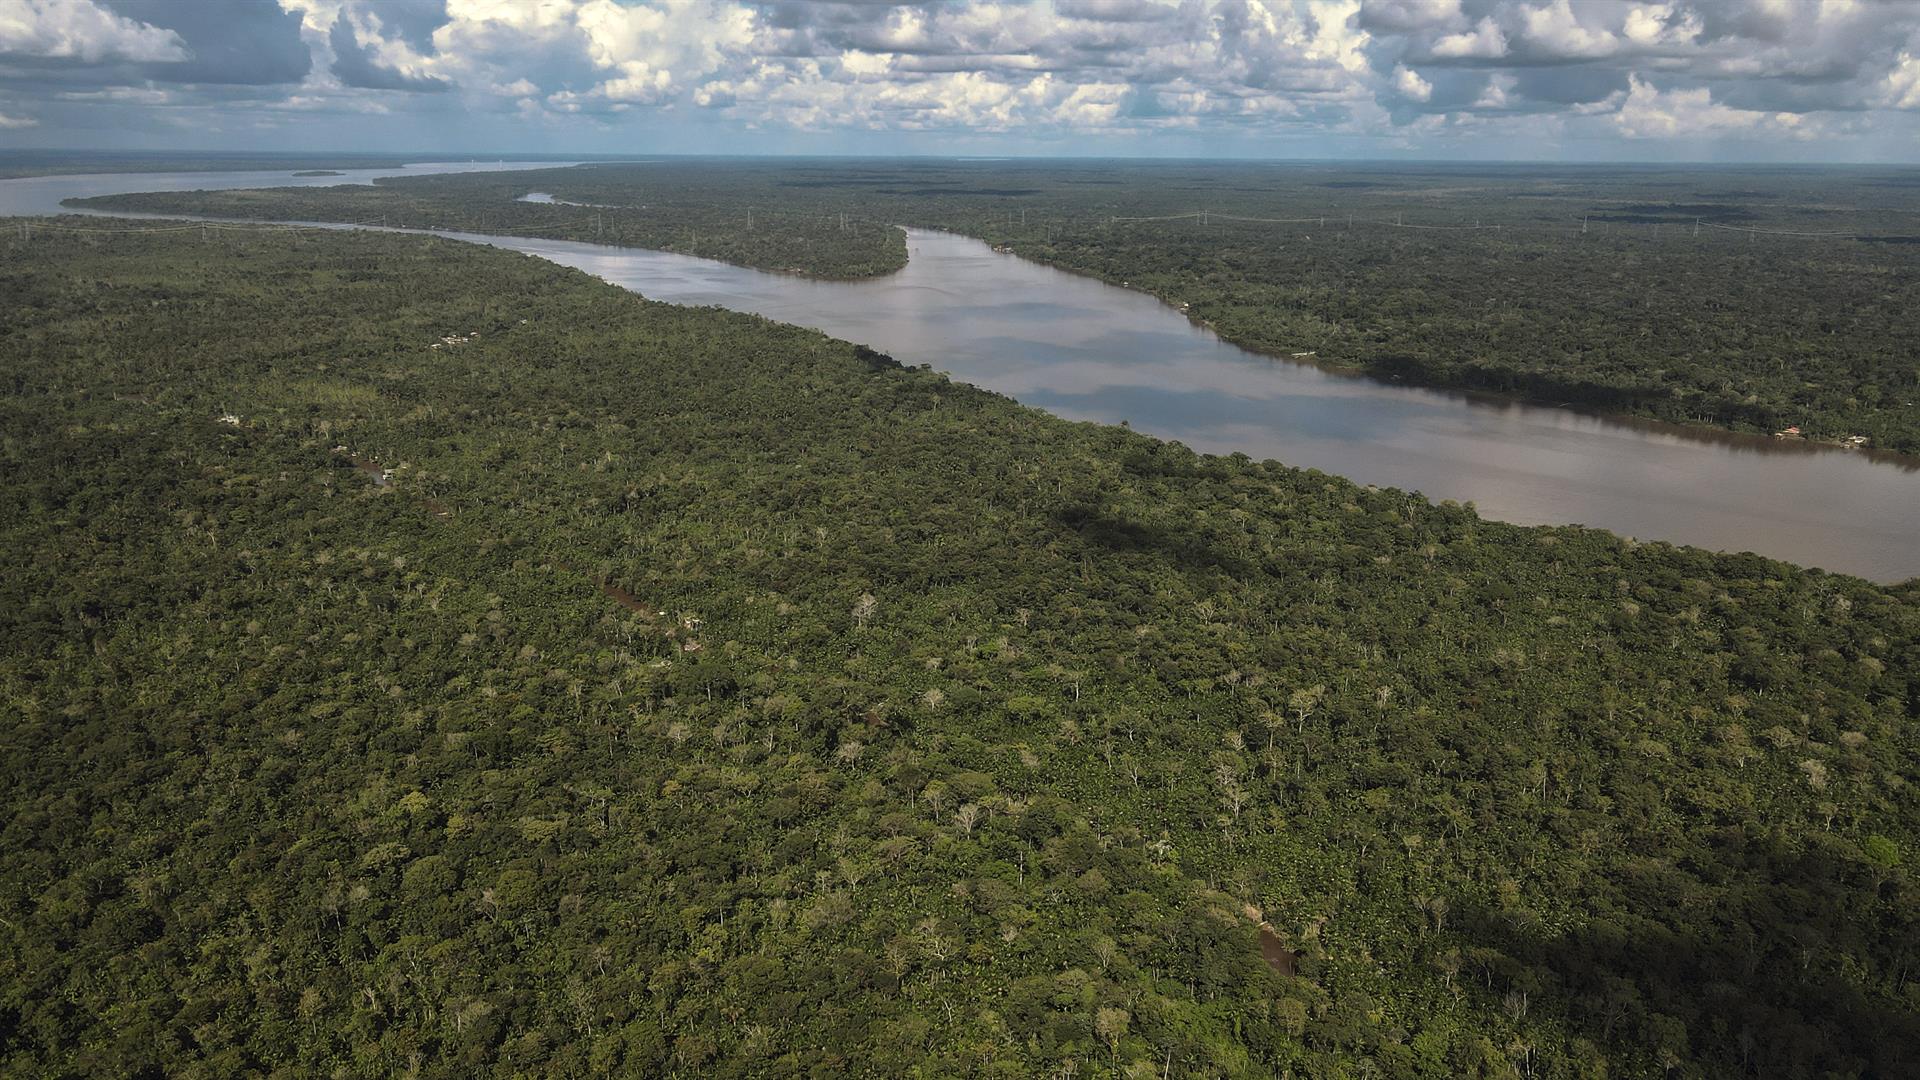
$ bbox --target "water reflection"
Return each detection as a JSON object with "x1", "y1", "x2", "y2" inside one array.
[
  {"x1": 2, "y1": 170, "x2": 1914, "y2": 581},
  {"x1": 520, "y1": 227, "x2": 1920, "y2": 582},
  {"x1": 0, "y1": 161, "x2": 573, "y2": 217}
]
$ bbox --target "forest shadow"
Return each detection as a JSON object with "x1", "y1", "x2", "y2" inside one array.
[
  {"x1": 1054, "y1": 502, "x2": 1254, "y2": 578},
  {"x1": 1450, "y1": 838, "x2": 1917, "y2": 1078}
]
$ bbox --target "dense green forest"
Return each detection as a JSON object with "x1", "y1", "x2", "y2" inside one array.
[
  {"x1": 73, "y1": 169, "x2": 908, "y2": 280},
  {"x1": 2, "y1": 219, "x2": 1917, "y2": 1077},
  {"x1": 75, "y1": 159, "x2": 1920, "y2": 452}
]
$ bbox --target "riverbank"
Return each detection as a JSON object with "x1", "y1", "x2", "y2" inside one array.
[
  {"x1": 70, "y1": 178, "x2": 909, "y2": 280},
  {"x1": 5, "y1": 221, "x2": 1915, "y2": 1078},
  {"x1": 1012, "y1": 252, "x2": 1914, "y2": 462},
  {"x1": 13, "y1": 204, "x2": 1915, "y2": 579},
  {"x1": 978, "y1": 230, "x2": 1920, "y2": 458},
  {"x1": 75, "y1": 163, "x2": 1916, "y2": 456}
]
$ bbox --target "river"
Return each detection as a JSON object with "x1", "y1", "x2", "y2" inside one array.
[
  {"x1": 5, "y1": 168, "x2": 1916, "y2": 582},
  {"x1": 0, "y1": 160, "x2": 575, "y2": 215}
]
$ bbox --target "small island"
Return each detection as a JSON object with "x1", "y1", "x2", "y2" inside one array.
[{"x1": 290, "y1": 169, "x2": 344, "y2": 176}]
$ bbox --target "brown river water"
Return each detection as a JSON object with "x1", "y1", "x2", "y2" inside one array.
[{"x1": 6, "y1": 167, "x2": 1916, "y2": 582}]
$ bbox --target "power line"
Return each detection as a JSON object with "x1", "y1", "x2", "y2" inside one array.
[
  {"x1": 1109, "y1": 209, "x2": 1503, "y2": 230},
  {"x1": 1695, "y1": 219, "x2": 1864, "y2": 238}
]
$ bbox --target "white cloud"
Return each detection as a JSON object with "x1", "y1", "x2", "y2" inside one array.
[
  {"x1": 276, "y1": 93, "x2": 389, "y2": 114},
  {"x1": 1886, "y1": 50, "x2": 1920, "y2": 110},
  {"x1": 839, "y1": 50, "x2": 892, "y2": 78},
  {"x1": 1057, "y1": 0, "x2": 1182, "y2": 21},
  {"x1": 1622, "y1": 3, "x2": 1701, "y2": 47},
  {"x1": 1359, "y1": 0, "x2": 1463, "y2": 33},
  {"x1": 58, "y1": 85, "x2": 170, "y2": 104},
  {"x1": 0, "y1": 108, "x2": 37, "y2": 127},
  {"x1": 695, "y1": 61, "x2": 1137, "y2": 134},
  {"x1": 301, "y1": 1, "x2": 1920, "y2": 145},
  {"x1": 1392, "y1": 63, "x2": 1431, "y2": 101},
  {"x1": 1572, "y1": 87, "x2": 1626, "y2": 114},
  {"x1": 1306, "y1": 0, "x2": 1372, "y2": 75},
  {"x1": 589, "y1": 61, "x2": 674, "y2": 104},
  {"x1": 1474, "y1": 71, "x2": 1514, "y2": 108},
  {"x1": 1615, "y1": 73, "x2": 1807, "y2": 138},
  {"x1": 1518, "y1": 0, "x2": 1616, "y2": 58},
  {"x1": 0, "y1": 0, "x2": 188, "y2": 63},
  {"x1": 1430, "y1": 16, "x2": 1507, "y2": 58},
  {"x1": 6, "y1": 0, "x2": 1920, "y2": 155}
]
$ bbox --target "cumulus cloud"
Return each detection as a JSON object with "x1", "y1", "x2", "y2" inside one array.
[
  {"x1": 1615, "y1": 73, "x2": 1807, "y2": 138},
  {"x1": 1516, "y1": 0, "x2": 1615, "y2": 59},
  {"x1": 0, "y1": 0, "x2": 1916, "y2": 156},
  {"x1": 1474, "y1": 71, "x2": 1514, "y2": 108},
  {"x1": 1359, "y1": 0, "x2": 1463, "y2": 34},
  {"x1": 1887, "y1": 50, "x2": 1920, "y2": 110},
  {"x1": 0, "y1": 0, "x2": 186, "y2": 63},
  {"x1": 1392, "y1": 63, "x2": 1432, "y2": 101},
  {"x1": 0, "y1": 109, "x2": 39, "y2": 127},
  {"x1": 675, "y1": 0, "x2": 1381, "y2": 133},
  {"x1": 406, "y1": 0, "x2": 751, "y2": 115},
  {"x1": 329, "y1": 12, "x2": 449, "y2": 91},
  {"x1": 364, "y1": 0, "x2": 448, "y2": 52},
  {"x1": 1430, "y1": 16, "x2": 1507, "y2": 58},
  {"x1": 1054, "y1": 0, "x2": 1181, "y2": 22},
  {"x1": 1621, "y1": 3, "x2": 1701, "y2": 48}
]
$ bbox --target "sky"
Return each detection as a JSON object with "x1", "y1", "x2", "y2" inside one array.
[{"x1": 1, "y1": 0, "x2": 1919, "y2": 162}]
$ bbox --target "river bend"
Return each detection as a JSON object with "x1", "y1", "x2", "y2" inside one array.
[{"x1": 4, "y1": 167, "x2": 1915, "y2": 582}]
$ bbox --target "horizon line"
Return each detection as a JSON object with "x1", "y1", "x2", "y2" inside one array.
[{"x1": 4, "y1": 148, "x2": 1920, "y2": 169}]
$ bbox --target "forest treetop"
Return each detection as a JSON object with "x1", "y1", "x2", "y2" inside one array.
[
  {"x1": 2, "y1": 218, "x2": 1916, "y2": 1077},
  {"x1": 72, "y1": 158, "x2": 1920, "y2": 453}
]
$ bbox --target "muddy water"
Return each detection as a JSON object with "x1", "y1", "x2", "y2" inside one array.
[
  {"x1": 6, "y1": 168, "x2": 1917, "y2": 581},
  {"x1": 1259, "y1": 928, "x2": 1299, "y2": 977},
  {"x1": 500, "y1": 226, "x2": 1920, "y2": 582},
  {"x1": 0, "y1": 160, "x2": 573, "y2": 217}
]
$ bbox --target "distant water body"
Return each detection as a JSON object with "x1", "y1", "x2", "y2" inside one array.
[
  {"x1": 5, "y1": 168, "x2": 1916, "y2": 582},
  {"x1": 0, "y1": 161, "x2": 574, "y2": 217}
]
